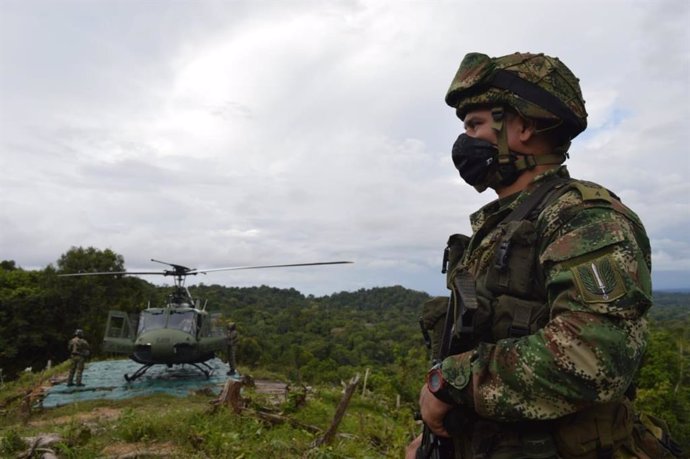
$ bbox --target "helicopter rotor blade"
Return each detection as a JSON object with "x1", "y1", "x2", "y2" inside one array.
[
  {"x1": 58, "y1": 261, "x2": 353, "y2": 278},
  {"x1": 57, "y1": 271, "x2": 164, "y2": 277},
  {"x1": 189, "y1": 261, "x2": 353, "y2": 274}
]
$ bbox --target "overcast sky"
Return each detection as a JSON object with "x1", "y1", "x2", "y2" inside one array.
[{"x1": 1, "y1": 0, "x2": 688, "y2": 296}]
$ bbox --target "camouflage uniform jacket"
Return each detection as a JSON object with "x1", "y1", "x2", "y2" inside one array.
[
  {"x1": 68, "y1": 337, "x2": 90, "y2": 357},
  {"x1": 228, "y1": 329, "x2": 239, "y2": 346},
  {"x1": 441, "y1": 165, "x2": 652, "y2": 422}
]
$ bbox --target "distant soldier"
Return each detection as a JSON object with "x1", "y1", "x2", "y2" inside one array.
[
  {"x1": 67, "y1": 329, "x2": 90, "y2": 387},
  {"x1": 226, "y1": 322, "x2": 239, "y2": 376}
]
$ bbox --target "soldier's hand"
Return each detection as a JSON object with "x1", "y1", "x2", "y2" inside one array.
[
  {"x1": 405, "y1": 433, "x2": 422, "y2": 459},
  {"x1": 419, "y1": 384, "x2": 452, "y2": 437}
]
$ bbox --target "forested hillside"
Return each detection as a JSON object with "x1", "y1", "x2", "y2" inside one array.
[
  {"x1": 194, "y1": 284, "x2": 431, "y2": 401},
  {"x1": 637, "y1": 291, "x2": 690, "y2": 449},
  {"x1": 1, "y1": 247, "x2": 689, "y2": 451},
  {"x1": 0, "y1": 249, "x2": 160, "y2": 380}
]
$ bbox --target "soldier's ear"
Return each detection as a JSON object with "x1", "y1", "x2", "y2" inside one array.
[{"x1": 518, "y1": 117, "x2": 537, "y2": 143}]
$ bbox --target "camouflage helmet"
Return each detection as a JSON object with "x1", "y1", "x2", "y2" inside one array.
[
  {"x1": 75, "y1": 329, "x2": 84, "y2": 337},
  {"x1": 446, "y1": 52, "x2": 588, "y2": 141}
]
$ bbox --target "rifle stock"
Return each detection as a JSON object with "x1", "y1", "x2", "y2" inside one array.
[
  {"x1": 416, "y1": 234, "x2": 474, "y2": 458},
  {"x1": 416, "y1": 428, "x2": 453, "y2": 459},
  {"x1": 416, "y1": 294, "x2": 457, "y2": 459}
]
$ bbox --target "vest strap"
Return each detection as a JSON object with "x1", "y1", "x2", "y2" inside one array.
[
  {"x1": 509, "y1": 301, "x2": 532, "y2": 338},
  {"x1": 503, "y1": 176, "x2": 571, "y2": 224}
]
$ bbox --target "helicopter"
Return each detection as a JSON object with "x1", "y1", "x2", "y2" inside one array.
[{"x1": 59, "y1": 258, "x2": 352, "y2": 382}]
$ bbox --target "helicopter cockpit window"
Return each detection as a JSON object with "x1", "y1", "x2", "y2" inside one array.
[
  {"x1": 137, "y1": 310, "x2": 166, "y2": 334},
  {"x1": 167, "y1": 310, "x2": 197, "y2": 334}
]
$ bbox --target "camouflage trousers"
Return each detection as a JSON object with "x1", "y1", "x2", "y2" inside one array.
[
  {"x1": 67, "y1": 355, "x2": 85, "y2": 385},
  {"x1": 227, "y1": 346, "x2": 237, "y2": 371}
]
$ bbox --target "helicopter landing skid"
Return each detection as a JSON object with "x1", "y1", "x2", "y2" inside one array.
[
  {"x1": 124, "y1": 364, "x2": 154, "y2": 382},
  {"x1": 190, "y1": 362, "x2": 214, "y2": 379},
  {"x1": 124, "y1": 362, "x2": 214, "y2": 382}
]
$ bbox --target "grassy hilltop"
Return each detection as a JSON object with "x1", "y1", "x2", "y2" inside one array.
[{"x1": 0, "y1": 362, "x2": 416, "y2": 458}]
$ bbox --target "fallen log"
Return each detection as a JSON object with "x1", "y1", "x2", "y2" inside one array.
[{"x1": 250, "y1": 409, "x2": 321, "y2": 434}]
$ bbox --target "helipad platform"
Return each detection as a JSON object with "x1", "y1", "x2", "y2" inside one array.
[{"x1": 41, "y1": 358, "x2": 238, "y2": 408}]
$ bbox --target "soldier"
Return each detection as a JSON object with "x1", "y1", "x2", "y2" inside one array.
[
  {"x1": 67, "y1": 329, "x2": 90, "y2": 387},
  {"x1": 407, "y1": 52, "x2": 672, "y2": 458},
  {"x1": 226, "y1": 322, "x2": 239, "y2": 376}
]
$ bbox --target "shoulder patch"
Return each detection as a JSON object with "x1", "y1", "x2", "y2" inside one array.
[
  {"x1": 571, "y1": 256, "x2": 626, "y2": 303},
  {"x1": 571, "y1": 182, "x2": 613, "y2": 203}
]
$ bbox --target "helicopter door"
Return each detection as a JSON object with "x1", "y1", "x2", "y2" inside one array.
[{"x1": 103, "y1": 310, "x2": 136, "y2": 355}]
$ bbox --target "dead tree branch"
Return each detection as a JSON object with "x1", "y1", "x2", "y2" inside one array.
[{"x1": 311, "y1": 373, "x2": 360, "y2": 447}]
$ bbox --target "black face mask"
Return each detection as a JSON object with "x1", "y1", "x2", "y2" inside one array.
[
  {"x1": 451, "y1": 134, "x2": 495, "y2": 187},
  {"x1": 451, "y1": 133, "x2": 521, "y2": 190}
]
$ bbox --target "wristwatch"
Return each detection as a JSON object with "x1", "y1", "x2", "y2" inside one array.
[{"x1": 426, "y1": 365, "x2": 455, "y2": 404}]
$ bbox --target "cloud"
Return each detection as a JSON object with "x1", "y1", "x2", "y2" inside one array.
[{"x1": 1, "y1": 0, "x2": 688, "y2": 295}]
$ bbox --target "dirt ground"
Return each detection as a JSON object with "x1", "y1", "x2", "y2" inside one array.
[
  {"x1": 29, "y1": 406, "x2": 123, "y2": 428},
  {"x1": 100, "y1": 441, "x2": 181, "y2": 458}
]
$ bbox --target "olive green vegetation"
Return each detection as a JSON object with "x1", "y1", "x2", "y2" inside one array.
[
  {"x1": 1, "y1": 247, "x2": 689, "y2": 456},
  {"x1": 636, "y1": 297, "x2": 690, "y2": 454},
  {"x1": 0, "y1": 250, "x2": 159, "y2": 380}
]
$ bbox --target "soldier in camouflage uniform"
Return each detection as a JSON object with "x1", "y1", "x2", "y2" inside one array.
[
  {"x1": 406, "y1": 52, "x2": 667, "y2": 459},
  {"x1": 226, "y1": 322, "x2": 239, "y2": 376},
  {"x1": 67, "y1": 329, "x2": 90, "y2": 386}
]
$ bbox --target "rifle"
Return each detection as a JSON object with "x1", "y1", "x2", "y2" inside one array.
[
  {"x1": 416, "y1": 235, "x2": 473, "y2": 459},
  {"x1": 415, "y1": 299, "x2": 456, "y2": 458}
]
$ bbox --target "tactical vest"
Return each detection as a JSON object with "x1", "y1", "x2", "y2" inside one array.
[
  {"x1": 441, "y1": 176, "x2": 574, "y2": 360},
  {"x1": 423, "y1": 176, "x2": 680, "y2": 459}
]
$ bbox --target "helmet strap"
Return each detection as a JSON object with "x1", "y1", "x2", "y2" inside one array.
[
  {"x1": 485, "y1": 106, "x2": 514, "y2": 189},
  {"x1": 485, "y1": 106, "x2": 567, "y2": 189},
  {"x1": 513, "y1": 151, "x2": 567, "y2": 170},
  {"x1": 490, "y1": 107, "x2": 511, "y2": 162}
]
